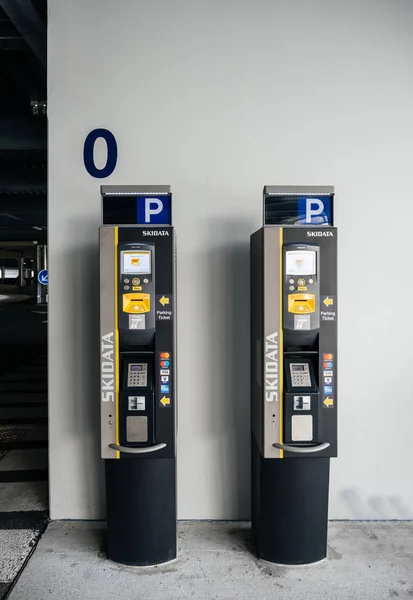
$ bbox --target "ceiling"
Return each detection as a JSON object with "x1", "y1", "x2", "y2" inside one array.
[{"x1": 0, "y1": 0, "x2": 47, "y2": 244}]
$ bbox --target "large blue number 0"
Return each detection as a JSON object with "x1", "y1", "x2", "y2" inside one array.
[{"x1": 83, "y1": 128, "x2": 118, "y2": 178}]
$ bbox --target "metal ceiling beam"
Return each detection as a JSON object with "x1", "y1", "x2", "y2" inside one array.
[{"x1": 0, "y1": 0, "x2": 46, "y2": 67}]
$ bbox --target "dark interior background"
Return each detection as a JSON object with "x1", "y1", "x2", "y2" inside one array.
[{"x1": 0, "y1": 0, "x2": 47, "y2": 370}]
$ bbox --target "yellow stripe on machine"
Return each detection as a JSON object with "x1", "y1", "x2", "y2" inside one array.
[
  {"x1": 279, "y1": 228, "x2": 283, "y2": 458},
  {"x1": 114, "y1": 227, "x2": 120, "y2": 458}
]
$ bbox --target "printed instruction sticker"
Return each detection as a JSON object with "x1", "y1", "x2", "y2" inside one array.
[
  {"x1": 156, "y1": 295, "x2": 173, "y2": 321},
  {"x1": 128, "y1": 396, "x2": 145, "y2": 411},
  {"x1": 129, "y1": 314, "x2": 145, "y2": 329},
  {"x1": 321, "y1": 295, "x2": 337, "y2": 322}
]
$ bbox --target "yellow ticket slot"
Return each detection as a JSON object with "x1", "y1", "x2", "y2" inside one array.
[
  {"x1": 287, "y1": 293, "x2": 315, "y2": 314},
  {"x1": 122, "y1": 293, "x2": 151, "y2": 314}
]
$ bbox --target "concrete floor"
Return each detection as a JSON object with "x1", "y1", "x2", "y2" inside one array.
[{"x1": 8, "y1": 521, "x2": 413, "y2": 600}]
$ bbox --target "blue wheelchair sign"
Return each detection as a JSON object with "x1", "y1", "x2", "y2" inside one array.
[{"x1": 38, "y1": 269, "x2": 48, "y2": 285}]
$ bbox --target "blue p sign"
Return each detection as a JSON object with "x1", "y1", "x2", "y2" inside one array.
[
  {"x1": 137, "y1": 195, "x2": 172, "y2": 225},
  {"x1": 298, "y1": 197, "x2": 332, "y2": 225}
]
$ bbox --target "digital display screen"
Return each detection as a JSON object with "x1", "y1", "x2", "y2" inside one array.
[
  {"x1": 292, "y1": 364, "x2": 306, "y2": 371},
  {"x1": 286, "y1": 251, "x2": 316, "y2": 275},
  {"x1": 130, "y1": 365, "x2": 143, "y2": 372},
  {"x1": 122, "y1": 251, "x2": 151, "y2": 274}
]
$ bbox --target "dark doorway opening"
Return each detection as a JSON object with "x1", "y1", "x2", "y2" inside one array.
[{"x1": 0, "y1": 2, "x2": 48, "y2": 598}]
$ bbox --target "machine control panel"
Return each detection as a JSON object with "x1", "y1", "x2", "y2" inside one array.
[
  {"x1": 284, "y1": 357, "x2": 319, "y2": 444},
  {"x1": 283, "y1": 243, "x2": 320, "y2": 336},
  {"x1": 120, "y1": 355, "x2": 155, "y2": 446},
  {"x1": 100, "y1": 223, "x2": 176, "y2": 460},
  {"x1": 121, "y1": 247, "x2": 152, "y2": 311},
  {"x1": 250, "y1": 224, "x2": 337, "y2": 459},
  {"x1": 118, "y1": 242, "x2": 155, "y2": 339}
]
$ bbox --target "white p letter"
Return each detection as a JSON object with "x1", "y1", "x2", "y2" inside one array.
[
  {"x1": 306, "y1": 198, "x2": 324, "y2": 223},
  {"x1": 145, "y1": 198, "x2": 163, "y2": 223}
]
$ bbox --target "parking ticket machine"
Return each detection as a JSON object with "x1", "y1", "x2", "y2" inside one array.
[
  {"x1": 251, "y1": 186, "x2": 337, "y2": 565},
  {"x1": 99, "y1": 185, "x2": 176, "y2": 566}
]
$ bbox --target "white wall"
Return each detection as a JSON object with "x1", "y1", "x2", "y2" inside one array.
[{"x1": 49, "y1": 0, "x2": 413, "y2": 520}]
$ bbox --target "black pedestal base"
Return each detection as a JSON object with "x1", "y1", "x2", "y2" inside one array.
[
  {"x1": 105, "y1": 457, "x2": 176, "y2": 566},
  {"x1": 251, "y1": 438, "x2": 330, "y2": 565}
]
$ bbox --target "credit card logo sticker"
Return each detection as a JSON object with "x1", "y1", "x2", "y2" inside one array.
[
  {"x1": 324, "y1": 377, "x2": 332, "y2": 384},
  {"x1": 324, "y1": 361, "x2": 333, "y2": 369},
  {"x1": 160, "y1": 369, "x2": 170, "y2": 375},
  {"x1": 161, "y1": 385, "x2": 170, "y2": 393},
  {"x1": 323, "y1": 353, "x2": 333, "y2": 360},
  {"x1": 161, "y1": 376, "x2": 169, "y2": 383},
  {"x1": 324, "y1": 370, "x2": 333, "y2": 377},
  {"x1": 324, "y1": 386, "x2": 333, "y2": 394}
]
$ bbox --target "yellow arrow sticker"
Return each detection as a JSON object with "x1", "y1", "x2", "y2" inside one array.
[
  {"x1": 323, "y1": 297, "x2": 333, "y2": 307},
  {"x1": 159, "y1": 296, "x2": 170, "y2": 307},
  {"x1": 160, "y1": 396, "x2": 170, "y2": 406},
  {"x1": 323, "y1": 397, "x2": 334, "y2": 407}
]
